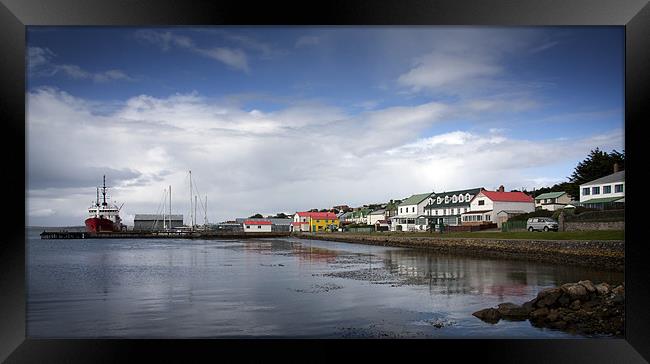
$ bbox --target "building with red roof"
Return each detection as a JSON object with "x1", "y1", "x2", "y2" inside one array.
[
  {"x1": 292, "y1": 211, "x2": 340, "y2": 232},
  {"x1": 461, "y1": 186, "x2": 535, "y2": 227},
  {"x1": 243, "y1": 220, "x2": 273, "y2": 232}
]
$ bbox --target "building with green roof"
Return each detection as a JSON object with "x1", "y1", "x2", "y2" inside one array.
[
  {"x1": 534, "y1": 191, "x2": 572, "y2": 211},
  {"x1": 391, "y1": 192, "x2": 434, "y2": 231}
]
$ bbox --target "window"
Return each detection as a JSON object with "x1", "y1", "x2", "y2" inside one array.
[
  {"x1": 452, "y1": 195, "x2": 457, "y2": 203},
  {"x1": 246, "y1": 225, "x2": 250, "y2": 229},
  {"x1": 400, "y1": 208, "x2": 402, "y2": 213},
  {"x1": 453, "y1": 208, "x2": 457, "y2": 215},
  {"x1": 434, "y1": 210, "x2": 438, "y2": 215},
  {"x1": 592, "y1": 187, "x2": 600, "y2": 195},
  {"x1": 258, "y1": 225, "x2": 261, "y2": 229},
  {"x1": 459, "y1": 195, "x2": 464, "y2": 202},
  {"x1": 445, "y1": 196, "x2": 450, "y2": 203},
  {"x1": 603, "y1": 185, "x2": 611, "y2": 194},
  {"x1": 412, "y1": 207, "x2": 415, "y2": 213},
  {"x1": 437, "y1": 197, "x2": 442, "y2": 204},
  {"x1": 478, "y1": 200, "x2": 485, "y2": 206},
  {"x1": 615, "y1": 184, "x2": 624, "y2": 193},
  {"x1": 583, "y1": 187, "x2": 590, "y2": 195},
  {"x1": 485, "y1": 215, "x2": 491, "y2": 221}
]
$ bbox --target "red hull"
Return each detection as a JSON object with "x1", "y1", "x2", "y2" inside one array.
[{"x1": 85, "y1": 217, "x2": 117, "y2": 232}]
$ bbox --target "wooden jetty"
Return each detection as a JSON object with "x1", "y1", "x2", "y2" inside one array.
[{"x1": 40, "y1": 230, "x2": 292, "y2": 240}]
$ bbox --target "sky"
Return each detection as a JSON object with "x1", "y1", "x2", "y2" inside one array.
[{"x1": 26, "y1": 26, "x2": 624, "y2": 226}]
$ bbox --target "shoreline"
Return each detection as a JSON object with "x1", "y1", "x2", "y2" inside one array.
[{"x1": 294, "y1": 233, "x2": 624, "y2": 272}]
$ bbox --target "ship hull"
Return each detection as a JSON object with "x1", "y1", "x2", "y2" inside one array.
[{"x1": 85, "y1": 217, "x2": 117, "y2": 232}]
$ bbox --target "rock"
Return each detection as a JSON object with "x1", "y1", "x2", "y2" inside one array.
[
  {"x1": 550, "y1": 320, "x2": 567, "y2": 329},
  {"x1": 595, "y1": 283, "x2": 611, "y2": 295},
  {"x1": 557, "y1": 294, "x2": 571, "y2": 306},
  {"x1": 561, "y1": 283, "x2": 588, "y2": 301},
  {"x1": 522, "y1": 300, "x2": 536, "y2": 313},
  {"x1": 578, "y1": 280, "x2": 596, "y2": 293},
  {"x1": 473, "y1": 308, "x2": 501, "y2": 324},
  {"x1": 547, "y1": 309, "x2": 560, "y2": 322},
  {"x1": 535, "y1": 288, "x2": 562, "y2": 308},
  {"x1": 570, "y1": 300, "x2": 582, "y2": 310},
  {"x1": 531, "y1": 307, "x2": 549, "y2": 320},
  {"x1": 497, "y1": 303, "x2": 529, "y2": 320},
  {"x1": 612, "y1": 285, "x2": 624, "y2": 297}
]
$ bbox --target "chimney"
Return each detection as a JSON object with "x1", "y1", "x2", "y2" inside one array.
[
  {"x1": 613, "y1": 163, "x2": 620, "y2": 173},
  {"x1": 498, "y1": 185, "x2": 505, "y2": 192}
]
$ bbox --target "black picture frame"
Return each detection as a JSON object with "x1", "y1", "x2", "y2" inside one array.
[{"x1": 1, "y1": 0, "x2": 648, "y2": 362}]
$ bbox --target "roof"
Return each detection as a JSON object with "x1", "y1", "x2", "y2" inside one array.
[
  {"x1": 296, "y1": 212, "x2": 338, "y2": 219},
  {"x1": 243, "y1": 220, "x2": 272, "y2": 225},
  {"x1": 399, "y1": 193, "x2": 433, "y2": 206},
  {"x1": 535, "y1": 192, "x2": 566, "y2": 200},
  {"x1": 461, "y1": 209, "x2": 493, "y2": 214},
  {"x1": 134, "y1": 214, "x2": 183, "y2": 220},
  {"x1": 581, "y1": 170, "x2": 625, "y2": 186},
  {"x1": 369, "y1": 209, "x2": 386, "y2": 215},
  {"x1": 496, "y1": 210, "x2": 526, "y2": 215},
  {"x1": 581, "y1": 197, "x2": 625, "y2": 204},
  {"x1": 480, "y1": 191, "x2": 534, "y2": 203},
  {"x1": 424, "y1": 188, "x2": 482, "y2": 209},
  {"x1": 235, "y1": 218, "x2": 292, "y2": 225}
]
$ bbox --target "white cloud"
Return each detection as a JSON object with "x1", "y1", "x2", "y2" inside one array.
[
  {"x1": 27, "y1": 46, "x2": 133, "y2": 83},
  {"x1": 26, "y1": 88, "x2": 624, "y2": 226},
  {"x1": 196, "y1": 47, "x2": 249, "y2": 72},
  {"x1": 295, "y1": 36, "x2": 320, "y2": 48},
  {"x1": 135, "y1": 30, "x2": 250, "y2": 73}
]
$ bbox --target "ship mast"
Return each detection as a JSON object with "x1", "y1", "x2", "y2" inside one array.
[
  {"x1": 101, "y1": 175, "x2": 107, "y2": 207},
  {"x1": 96, "y1": 187, "x2": 100, "y2": 208}
]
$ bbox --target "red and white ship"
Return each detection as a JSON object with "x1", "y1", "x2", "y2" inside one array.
[{"x1": 85, "y1": 175, "x2": 124, "y2": 232}]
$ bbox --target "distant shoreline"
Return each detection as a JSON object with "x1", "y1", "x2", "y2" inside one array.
[{"x1": 295, "y1": 232, "x2": 624, "y2": 272}]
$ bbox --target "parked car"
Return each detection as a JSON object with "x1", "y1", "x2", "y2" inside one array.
[{"x1": 527, "y1": 217, "x2": 559, "y2": 232}]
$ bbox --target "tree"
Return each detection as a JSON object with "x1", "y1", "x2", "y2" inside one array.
[
  {"x1": 249, "y1": 213, "x2": 263, "y2": 218},
  {"x1": 274, "y1": 213, "x2": 288, "y2": 219},
  {"x1": 567, "y1": 148, "x2": 625, "y2": 197}
]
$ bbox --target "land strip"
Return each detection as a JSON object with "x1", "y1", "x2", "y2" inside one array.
[{"x1": 295, "y1": 232, "x2": 624, "y2": 271}]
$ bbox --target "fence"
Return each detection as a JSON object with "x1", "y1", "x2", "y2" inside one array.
[{"x1": 501, "y1": 220, "x2": 527, "y2": 232}]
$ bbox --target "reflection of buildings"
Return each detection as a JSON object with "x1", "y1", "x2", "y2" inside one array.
[
  {"x1": 291, "y1": 244, "x2": 339, "y2": 264},
  {"x1": 379, "y1": 249, "x2": 616, "y2": 299}
]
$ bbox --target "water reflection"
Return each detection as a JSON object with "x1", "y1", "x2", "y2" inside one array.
[{"x1": 26, "y1": 231, "x2": 622, "y2": 338}]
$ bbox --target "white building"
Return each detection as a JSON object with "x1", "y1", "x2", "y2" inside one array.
[
  {"x1": 461, "y1": 186, "x2": 535, "y2": 227},
  {"x1": 243, "y1": 220, "x2": 273, "y2": 232},
  {"x1": 534, "y1": 191, "x2": 573, "y2": 211},
  {"x1": 390, "y1": 192, "x2": 433, "y2": 231},
  {"x1": 423, "y1": 188, "x2": 482, "y2": 226},
  {"x1": 367, "y1": 209, "x2": 387, "y2": 225},
  {"x1": 579, "y1": 170, "x2": 625, "y2": 209}
]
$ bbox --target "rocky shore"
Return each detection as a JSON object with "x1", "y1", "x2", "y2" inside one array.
[
  {"x1": 473, "y1": 281, "x2": 624, "y2": 336},
  {"x1": 296, "y1": 233, "x2": 624, "y2": 271}
]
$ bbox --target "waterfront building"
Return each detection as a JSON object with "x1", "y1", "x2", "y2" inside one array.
[
  {"x1": 579, "y1": 168, "x2": 625, "y2": 210},
  {"x1": 461, "y1": 186, "x2": 535, "y2": 227},
  {"x1": 243, "y1": 220, "x2": 273, "y2": 232},
  {"x1": 390, "y1": 192, "x2": 433, "y2": 231},
  {"x1": 423, "y1": 188, "x2": 482, "y2": 226},
  {"x1": 235, "y1": 217, "x2": 292, "y2": 231},
  {"x1": 367, "y1": 209, "x2": 387, "y2": 225},
  {"x1": 133, "y1": 214, "x2": 184, "y2": 231},
  {"x1": 291, "y1": 212, "x2": 340, "y2": 232},
  {"x1": 534, "y1": 191, "x2": 572, "y2": 211}
]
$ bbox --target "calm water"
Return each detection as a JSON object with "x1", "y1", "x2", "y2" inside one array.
[{"x1": 27, "y1": 228, "x2": 623, "y2": 338}]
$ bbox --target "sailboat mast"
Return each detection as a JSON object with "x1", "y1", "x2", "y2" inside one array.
[
  {"x1": 169, "y1": 185, "x2": 172, "y2": 230},
  {"x1": 189, "y1": 170, "x2": 193, "y2": 229},
  {"x1": 194, "y1": 195, "x2": 198, "y2": 227},
  {"x1": 163, "y1": 188, "x2": 167, "y2": 230},
  {"x1": 204, "y1": 195, "x2": 207, "y2": 226}
]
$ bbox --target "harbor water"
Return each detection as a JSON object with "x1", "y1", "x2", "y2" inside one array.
[{"x1": 26, "y1": 228, "x2": 623, "y2": 338}]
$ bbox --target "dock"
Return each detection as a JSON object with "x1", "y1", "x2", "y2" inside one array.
[{"x1": 40, "y1": 230, "x2": 292, "y2": 240}]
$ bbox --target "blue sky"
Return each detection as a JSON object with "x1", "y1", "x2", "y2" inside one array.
[{"x1": 26, "y1": 27, "x2": 624, "y2": 226}]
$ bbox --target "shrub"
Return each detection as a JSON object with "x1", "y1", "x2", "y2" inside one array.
[{"x1": 509, "y1": 210, "x2": 553, "y2": 221}]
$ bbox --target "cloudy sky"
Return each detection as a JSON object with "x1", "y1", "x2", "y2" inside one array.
[{"x1": 26, "y1": 27, "x2": 624, "y2": 226}]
